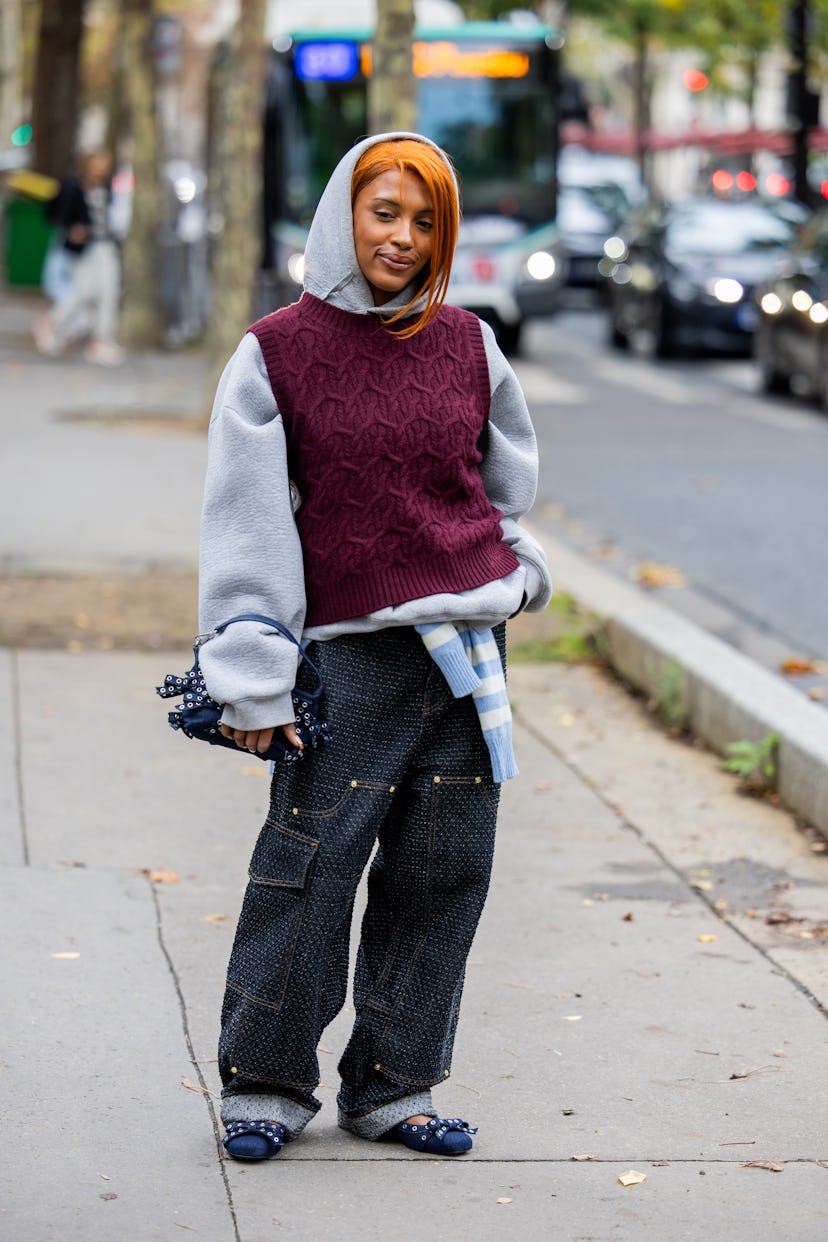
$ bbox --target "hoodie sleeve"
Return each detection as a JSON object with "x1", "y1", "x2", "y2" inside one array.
[
  {"x1": 198, "y1": 333, "x2": 307, "y2": 730},
  {"x1": 477, "y1": 319, "x2": 553, "y2": 613}
]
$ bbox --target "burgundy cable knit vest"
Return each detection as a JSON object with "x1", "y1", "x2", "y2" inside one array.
[{"x1": 249, "y1": 292, "x2": 520, "y2": 627}]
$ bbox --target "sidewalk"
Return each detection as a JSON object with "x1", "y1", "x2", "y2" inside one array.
[{"x1": 2, "y1": 290, "x2": 828, "y2": 1240}]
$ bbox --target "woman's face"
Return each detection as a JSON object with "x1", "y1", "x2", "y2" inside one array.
[{"x1": 352, "y1": 168, "x2": 434, "y2": 306}]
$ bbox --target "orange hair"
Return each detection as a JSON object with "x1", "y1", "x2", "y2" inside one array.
[{"x1": 351, "y1": 138, "x2": 460, "y2": 337}]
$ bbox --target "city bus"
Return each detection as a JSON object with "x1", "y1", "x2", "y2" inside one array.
[{"x1": 260, "y1": 4, "x2": 567, "y2": 348}]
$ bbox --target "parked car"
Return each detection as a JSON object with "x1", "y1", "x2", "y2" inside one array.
[
  {"x1": 603, "y1": 196, "x2": 807, "y2": 357},
  {"x1": 556, "y1": 183, "x2": 625, "y2": 288},
  {"x1": 446, "y1": 214, "x2": 568, "y2": 353},
  {"x1": 754, "y1": 209, "x2": 828, "y2": 405}
]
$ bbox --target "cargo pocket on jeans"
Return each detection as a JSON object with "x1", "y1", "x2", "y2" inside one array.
[{"x1": 225, "y1": 819, "x2": 319, "y2": 1012}]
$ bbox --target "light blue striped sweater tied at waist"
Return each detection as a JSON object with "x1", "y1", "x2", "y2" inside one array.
[{"x1": 415, "y1": 621, "x2": 518, "y2": 783}]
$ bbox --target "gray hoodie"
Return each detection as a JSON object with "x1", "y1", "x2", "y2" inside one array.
[{"x1": 199, "y1": 131, "x2": 552, "y2": 731}]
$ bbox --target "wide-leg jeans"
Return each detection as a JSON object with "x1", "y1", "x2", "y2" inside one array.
[{"x1": 218, "y1": 625, "x2": 503, "y2": 1140}]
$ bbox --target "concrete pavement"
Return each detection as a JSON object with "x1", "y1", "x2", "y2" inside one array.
[{"x1": 2, "y1": 289, "x2": 828, "y2": 1240}]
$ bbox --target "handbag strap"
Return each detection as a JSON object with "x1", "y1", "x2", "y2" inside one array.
[{"x1": 196, "y1": 613, "x2": 324, "y2": 696}]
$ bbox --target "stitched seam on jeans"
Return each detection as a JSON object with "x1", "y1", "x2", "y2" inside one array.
[
  {"x1": 227, "y1": 1064, "x2": 318, "y2": 1092},
  {"x1": 285, "y1": 782, "x2": 393, "y2": 822},
  {"x1": 262, "y1": 820, "x2": 320, "y2": 848},
  {"x1": 370, "y1": 1062, "x2": 446, "y2": 1089},
  {"x1": 226, "y1": 978, "x2": 285, "y2": 1013}
]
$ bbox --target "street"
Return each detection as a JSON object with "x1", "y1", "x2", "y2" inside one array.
[{"x1": 517, "y1": 303, "x2": 828, "y2": 687}]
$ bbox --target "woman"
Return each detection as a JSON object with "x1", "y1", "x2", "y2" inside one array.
[
  {"x1": 199, "y1": 132, "x2": 552, "y2": 1162},
  {"x1": 34, "y1": 150, "x2": 124, "y2": 367}
]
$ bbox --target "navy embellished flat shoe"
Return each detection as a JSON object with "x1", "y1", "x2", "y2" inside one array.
[
  {"x1": 223, "y1": 1120, "x2": 285, "y2": 1161},
  {"x1": 394, "y1": 1117, "x2": 477, "y2": 1155}
]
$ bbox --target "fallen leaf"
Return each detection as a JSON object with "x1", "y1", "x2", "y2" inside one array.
[
  {"x1": 651, "y1": 1160, "x2": 670, "y2": 1167},
  {"x1": 634, "y1": 970, "x2": 660, "y2": 979},
  {"x1": 500, "y1": 980, "x2": 531, "y2": 990},
  {"x1": 553, "y1": 992, "x2": 577, "y2": 1000},
  {"x1": 766, "y1": 911, "x2": 800, "y2": 925},
  {"x1": 622, "y1": 912, "x2": 635, "y2": 922},
  {"x1": 738, "y1": 1002, "x2": 756, "y2": 1009},
  {"x1": 495, "y1": 1197, "x2": 513, "y2": 1204},
  {"x1": 729, "y1": 1065, "x2": 779, "y2": 1081},
  {"x1": 617, "y1": 1170, "x2": 647, "y2": 1187},
  {"x1": 534, "y1": 781, "x2": 553, "y2": 791},
  {"x1": 780, "y1": 657, "x2": 824, "y2": 676},
  {"x1": 741, "y1": 1161, "x2": 784, "y2": 1173},
  {"x1": 561, "y1": 1108, "x2": 576, "y2": 1116},
  {"x1": 100, "y1": 1193, "x2": 118, "y2": 1201},
  {"x1": 632, "y1": 561, "x2": 688, "y2": 589},
  {"x1": 100, "y1": 1174, "x2": 110, "y2": 1181},
  {"x1": 240, "y1": 765, "x2": 265, "y2": 777},
  {"x1": 180, "y1": 1076, "x2": 211, "y2": 1096},
  {"x1": 563, "y1": 1015, "x2": 583, "y2": 1022},
  {"x1": 816, "y1": 1161, "x2": 828, "y2": 1169},
  {"x1": 572, "y1": 1153, "x2": 596, "y2": 1161},
  {"x1": 593, "y1": 893, "x2": 609, "y2": 901},
  {"x1": 697, "y1": 934, "x2": 718, "y2": 943},
  {"x1": 50, "y1": 951, "x2": 80, "y2": 959},
  {"x1": 691, "y1": 880, "x2": 714, "y2": 892},
  {"x1": 201, "y1": 913, "x2": 232, "y2": 924},
  {"x1": 808, "y1": 687, "x2": 827, "y2": 702},
  {"x1": 143, "y1": 868, "x2": 180, "y2": 884},
  {"x1": 772, "y1": 1049, "x2": 786, "y2": 1058}
]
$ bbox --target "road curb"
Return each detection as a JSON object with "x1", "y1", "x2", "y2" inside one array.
[{"x1": 528, "y1": 524, "x2": 828, "y2": 836}]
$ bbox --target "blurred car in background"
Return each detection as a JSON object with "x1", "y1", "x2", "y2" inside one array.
[
  {"x1": 446, "y1": 215, "x2": 568, "y2": 353},
  {"x1": 754, "y1": 210, "x2": 828, "y2": 406},
  {"x1": 603, "y1": 196, "x2": 807, "y2": 357},
  {"x1": 556, "y1": 183, "x2": 626, "y2": 288}
]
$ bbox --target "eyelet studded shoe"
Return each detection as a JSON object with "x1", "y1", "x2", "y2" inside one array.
[
  {"x1": 223, "y1": 1120, "x2": 285, "y2": 1161},
  {"x1": 394, "y1": 1116, "x2": 477, "y2": 1155}
]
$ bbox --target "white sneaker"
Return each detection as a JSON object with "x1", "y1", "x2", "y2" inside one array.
[
  {"x1": 83, "y1": 339, "x2": 125, "y2": 368},
  {"x1": 33, "y1": 315, "x2": 60, "y2": 356}
]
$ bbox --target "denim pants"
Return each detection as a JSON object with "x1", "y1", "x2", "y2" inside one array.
[{"x1": 218, "y1": 625, "x2": 503, "y2": 1140}]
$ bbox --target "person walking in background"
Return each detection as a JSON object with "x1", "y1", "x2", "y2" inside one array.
[
  {"x1": 34, "y1": 150, "x2": 124, "y2": 367},
  {"x1": 197, "y1": 132, "x2": 552, "y2": 1163}
]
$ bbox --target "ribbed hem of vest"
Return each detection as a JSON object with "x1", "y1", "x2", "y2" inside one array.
[{"x1": 305, "y1": 542, "x2": 520, "y2": 629}]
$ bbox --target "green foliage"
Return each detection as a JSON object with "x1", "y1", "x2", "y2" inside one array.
[
  {"x1": 723, "y1": 733, "x2": 780, "y2": 789},
  {"x1": 651, "y1": 660, "x2": 687, "y2": 732}
]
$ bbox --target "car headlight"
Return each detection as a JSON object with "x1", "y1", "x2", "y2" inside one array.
[
  {"x1": 525, "y1": 250, "x2": 557, "y2": 281},
  {"x1": 708, "y1": 278, "x2": 744, "y2": 304},
  {"x1": 603, "y1": 236, "x2": 628, "y2": 262},
  {"x1": 760, "y1": 292, "x2": 783, "y2": 315},
  {"x1": 287, "y1": 252, "x2": 305, "y2": 284}
]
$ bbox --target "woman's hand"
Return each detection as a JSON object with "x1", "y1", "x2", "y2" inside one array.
[{"x1": 219, "y1": 722, "x2": 303, "y2": 753}]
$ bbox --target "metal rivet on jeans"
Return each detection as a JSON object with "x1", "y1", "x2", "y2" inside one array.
[
  {"x1": 230, "y1": 1066, "x2": 238, "y2": 1074},
  {"x1": 374, "y1": 1063, "x2": 381, "y2": 1071},
  {"x1": 350, "y1": 780, "x2": 358, "y2": 788},
  {"x1": 389, "y1": 785, "x2": 396, "y2": 793},
  {"x1": 443, "y1": 1069, "x2": 449, "y2": 1077},
  {"x1": 433, "y1": 775, "x2": 441, "y2": 783},
  {"x1": 475, "y1": 776, "x2": 481, "y2": 784},
  {"x1": 292, "y1": 807, "x2": 299, "y2": 815}
]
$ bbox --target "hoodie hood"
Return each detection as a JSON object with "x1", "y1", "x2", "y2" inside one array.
[{"x1": 303, "y1": 131, "x2": 458, "y2": 316}]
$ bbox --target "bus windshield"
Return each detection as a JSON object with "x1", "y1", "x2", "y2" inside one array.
[{"x1": 268, "y1": 28, "x2": 557, "y2": 234}]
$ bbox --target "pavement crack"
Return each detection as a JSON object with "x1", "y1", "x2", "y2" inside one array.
[
  {"x1": 9, "y1": 650, "x2": 29, "y2": 866},
  {"x1": 146, "y1": 878, "x2": 241, "y2": 1242}
]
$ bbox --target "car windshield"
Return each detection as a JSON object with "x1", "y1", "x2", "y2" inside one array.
[{"x1": 665, "y1": 202, "x2": 797, "y2": 256}]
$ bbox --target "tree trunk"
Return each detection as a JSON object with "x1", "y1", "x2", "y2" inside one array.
[
  {"x1": 0, "y1": 0, "x2": 23, "y2": 151},
  {"x1": 631, "y1": 20, "x2": 651, "y2": 193},
  {"x1": 368, "y1": 0, "x2": 416, "y2": 133},
  {"x1": 204, "y1": 0, "x2": 267, "y2": 413},
  {"x1": 121, "y1": 0, "x2": 163, "y2": 347},
  {"x1": 30, "y1": 0, "x2": 86, "y2": 177}
]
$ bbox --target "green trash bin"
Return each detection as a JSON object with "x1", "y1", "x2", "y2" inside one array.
[{"x1": 5, "y1": 195, "x2": 54, "y2": 286}]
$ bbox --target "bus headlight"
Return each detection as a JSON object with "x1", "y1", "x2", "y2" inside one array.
[
  {"x1": 287, "y1": 252, "x2": 305, "y2": 284},
  {"x1": 525, "y1": 250, "x2": 557, "y2": 281}
]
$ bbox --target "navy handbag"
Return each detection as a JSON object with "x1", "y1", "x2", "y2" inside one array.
[{"x1": 156, "y1": 613, "x2": 330, "y2": 764}]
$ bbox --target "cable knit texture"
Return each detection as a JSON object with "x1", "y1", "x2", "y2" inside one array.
[{"x1": 249, "y1": 293, "x2": 520, "y2": 627}]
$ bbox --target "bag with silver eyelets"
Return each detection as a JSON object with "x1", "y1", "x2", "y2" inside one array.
[{"x1": 156, "y1": 613, "x2": 331, "y2": 764}]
